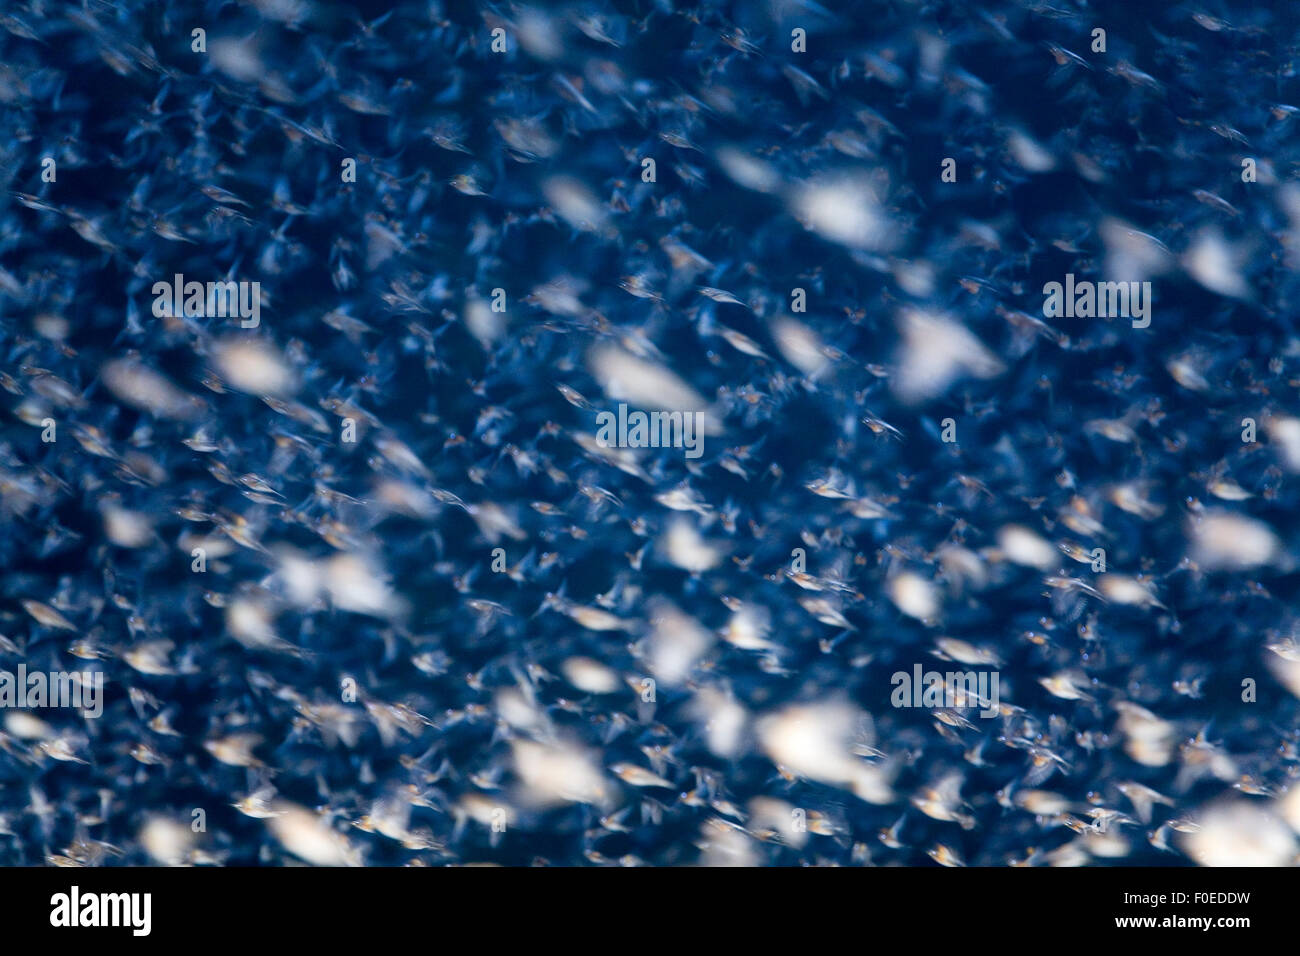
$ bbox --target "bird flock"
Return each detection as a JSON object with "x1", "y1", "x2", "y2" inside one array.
[{"x1": 2, "y1": 0, "x2": 1300, "y2": 866}]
